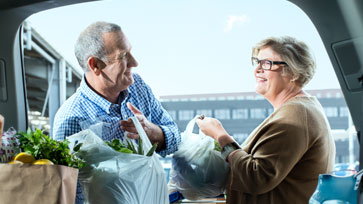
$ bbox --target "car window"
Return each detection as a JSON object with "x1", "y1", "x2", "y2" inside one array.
[{"x1": 24, "y1": 0, "x2": 357, "y2": 164}]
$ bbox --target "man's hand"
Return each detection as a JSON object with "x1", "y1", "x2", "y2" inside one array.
[{"x1": 120, "y1": 102, "x2": 165, "y2": 151}]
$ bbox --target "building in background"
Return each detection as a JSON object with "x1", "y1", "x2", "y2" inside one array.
[
  {"x1": 22, "y1": 22, "x2": 82, "y2": 133},
  {"x1": 160, "y1": 89, "x2": 358, "y2": 164}
]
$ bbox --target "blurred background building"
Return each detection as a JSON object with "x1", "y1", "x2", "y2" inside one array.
[
  {"x1": 160, "y1": 89, "x2": 358, "y2": 164},
  {"x1": 23, "y1": 22, "x2": 82, "y2": 133}
]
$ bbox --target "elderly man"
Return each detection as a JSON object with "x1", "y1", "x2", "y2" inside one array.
[{"x1": 53, "y1": 21, "x2": 181, "y2": 203}]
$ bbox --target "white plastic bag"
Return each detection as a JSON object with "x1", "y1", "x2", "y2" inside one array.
[
  {"x1": 168, "y1": 116, "x2": 230, "y2": 200},
  {"x1": 68, "y1": 117, "x2": 169, "y2": 204}
]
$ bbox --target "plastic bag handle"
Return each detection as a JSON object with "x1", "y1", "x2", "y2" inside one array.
[
  {"x1": 130, "y1": 116, "x2": 152, "y2": 154},
  {"x1": 184, "y1": 115, "x2": 206, "y2": 137}
]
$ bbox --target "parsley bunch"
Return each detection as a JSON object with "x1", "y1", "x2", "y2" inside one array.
[{"x1": 17, "y1": 129, "x2": 85, "y2": 168}]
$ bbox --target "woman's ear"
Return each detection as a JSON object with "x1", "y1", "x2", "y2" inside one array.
[
  {"x1": 289, "y1": 75, "x2": 300, "y2": 84},
  {"x1": 292, "y1": 76, "x2": 299, "y2": 82},
  {"x1": 87, "y1": 57, "x2": 106, "y2": 75}
]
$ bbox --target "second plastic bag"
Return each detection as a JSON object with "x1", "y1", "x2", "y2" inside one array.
[
  {"x1": 168, "y1": 116, "x2": 230, "y2": 200},
  {"x1": 68, "y1": 117, "x2": 168, "y2": 204}
]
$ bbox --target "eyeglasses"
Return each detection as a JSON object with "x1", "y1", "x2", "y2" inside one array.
[
  {"x1": 251, "y1": 57, "x2": 287, "y2": 70},
  {"x1": 108, "y1": 52, "x2": 129, "y2": 63}
]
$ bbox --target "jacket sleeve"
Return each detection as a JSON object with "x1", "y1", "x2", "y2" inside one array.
[{"x1": 228, "y1": 106, "x2": 309, "y2": 194}]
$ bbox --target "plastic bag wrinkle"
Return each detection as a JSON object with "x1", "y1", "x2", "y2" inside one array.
[
  {"x1": 168, "y1": 116, "x2": 230, "y2": 200},
  {"x1": 69, "y1": 117, "x2": 168, "y2": 204}
]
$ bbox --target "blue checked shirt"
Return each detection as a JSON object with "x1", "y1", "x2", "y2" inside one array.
[{"x1": 52, "y1": 73, "x2": 181, "y2": 204}]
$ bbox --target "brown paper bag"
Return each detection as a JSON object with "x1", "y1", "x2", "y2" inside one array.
[{"x1": 0, "y1": 163, "x2": 78, "y2": 204}]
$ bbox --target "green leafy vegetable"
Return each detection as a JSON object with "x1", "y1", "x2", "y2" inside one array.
[
  {"x1": 146, "y1": 143, "x2": 158, "y2": 156},
  {"x1": 118, "y1": 148, "x2": 133, "y2": 154},
  {"x1": 214, "y1": 141, "x2": 222, "y2": 152},
  {"x1": 137, "y1": 137, "x2": 144, "y2": 155},
  {"x1": 106, "y1": 138, "x2": 157, "y2": 156},
  {"x1": 17, "y1": 128, "x2": 85, "y2": 168},
  {"x1": 126, "y1": 139, "x2": 137, "y2": 154}
]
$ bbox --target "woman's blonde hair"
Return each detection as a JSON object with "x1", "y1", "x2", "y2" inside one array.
[{"x1": 252, "y1": 36, "x2": 316, "y2": 87}]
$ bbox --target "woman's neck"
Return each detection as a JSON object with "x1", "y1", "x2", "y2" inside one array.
[{"x1": 269, "y1": 89, "x2": 306, "y2": 110}]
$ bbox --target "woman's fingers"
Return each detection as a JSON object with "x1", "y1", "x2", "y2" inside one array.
[{"x1": 197, "y1": 114, "x2": 205, "y2": 120}]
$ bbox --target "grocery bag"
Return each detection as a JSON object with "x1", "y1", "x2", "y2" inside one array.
[
  {"x1": 0, "y1": 163, "x2": 78, "y2": 204},
  {"x1": 168, "y1": 116, "x2": 230, "y2": 200},
  {"x1": 0, "y1": 127, "x2": 21, "y2": 163},
  {"x1": 69, "y1": 117, "x2": 169, "y2": 204}
]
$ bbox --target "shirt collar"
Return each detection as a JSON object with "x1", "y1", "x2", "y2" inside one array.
[
  {"x1": 80, "y1": 75, "x2": 132, "y2": 113},
  {"x1": 117, "y1": 89, "x2": 130, "y2": 106}
]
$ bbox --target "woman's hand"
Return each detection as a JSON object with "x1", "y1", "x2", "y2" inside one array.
[
  {"x1": 195, "y1": 116, "x2": 228, "y2": 141},
  {"x1": 196, "y1": 115, "x2": 237, "y2": 148}
]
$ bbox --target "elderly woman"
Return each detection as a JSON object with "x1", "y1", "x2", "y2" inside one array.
[{"x1": 196, "y1": 36, "x2": 336, "y2": 204}]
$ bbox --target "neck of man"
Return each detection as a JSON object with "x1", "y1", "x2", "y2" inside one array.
[
  {"x1": 267, "y1": 86, "x2": 305, "y2": 110},
  {"x1": 85, "y1": 72, "x2": 120, "y2": 104}
]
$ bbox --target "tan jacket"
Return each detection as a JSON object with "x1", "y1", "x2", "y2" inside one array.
[{"x1": 226, "y1": 96, "x2": 335, "y2": 204}]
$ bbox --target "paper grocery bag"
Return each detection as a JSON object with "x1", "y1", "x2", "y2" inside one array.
[{"x1": 0, "y1": 164, "x2": 78, "y2": 204}]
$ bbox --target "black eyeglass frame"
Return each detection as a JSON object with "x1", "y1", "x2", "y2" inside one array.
[{"x1": 251, "y1": 57, "x2": 287, "y2": 70}]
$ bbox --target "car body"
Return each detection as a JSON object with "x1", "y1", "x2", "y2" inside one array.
[{"x1": 0, "y1": 0, "x2": 362, "y2": 202}]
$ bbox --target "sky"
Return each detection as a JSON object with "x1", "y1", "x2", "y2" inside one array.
[{"x1": 27, "y1": 0, "x2": 340, "y2": 97}]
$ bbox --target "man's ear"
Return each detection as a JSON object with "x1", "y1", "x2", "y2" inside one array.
[
  {"x1": 87, "y1": 57, "x2": 106, "y2": 75},
  {"x1": 292, "y1": 75, "x2": 299, "y2": 82}
]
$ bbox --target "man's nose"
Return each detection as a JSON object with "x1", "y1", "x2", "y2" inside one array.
[{"x1": 128, "y1": 53, "x2": 138, "y2": 68}]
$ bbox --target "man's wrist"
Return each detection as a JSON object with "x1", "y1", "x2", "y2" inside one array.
[{"x1": 153, "y1": 124, "x2": 166, "y2": 151}]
